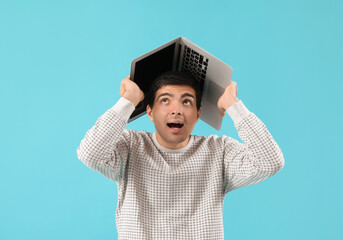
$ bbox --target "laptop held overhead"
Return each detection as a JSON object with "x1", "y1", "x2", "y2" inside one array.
[{"x1": 129, "y1": 36, "x2": 233, "y2": 131}]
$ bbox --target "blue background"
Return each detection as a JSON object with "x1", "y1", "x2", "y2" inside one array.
[{"x1": 1, "y1": 0, "x2": 342, "y2": 239}]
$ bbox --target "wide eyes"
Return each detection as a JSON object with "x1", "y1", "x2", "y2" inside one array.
[
  {"x1": 161, "y1": 98, "x2": 192, "y2": 105},
  {"x1": 161, "y1": 98, "x2": 169, "y2": 104},
  {"x1": 183, "y1": 99, "x2": 191, "y2": 105}
]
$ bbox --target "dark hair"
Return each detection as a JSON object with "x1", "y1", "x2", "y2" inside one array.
[{"x1": 146, "y1": 71, "x2": 202, "y2": 110}]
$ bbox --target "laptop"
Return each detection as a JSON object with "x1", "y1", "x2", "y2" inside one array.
[{"x1": 129, "y1": 36, "x2": 233, "y2": 131}]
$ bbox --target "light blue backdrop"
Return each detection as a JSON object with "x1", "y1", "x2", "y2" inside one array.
[{"x1": 1, "y1": 0, "x2": 342, "y2": 239}]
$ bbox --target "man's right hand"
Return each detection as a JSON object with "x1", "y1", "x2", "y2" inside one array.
[{"x1": 119, "y1": 75, "x2": 145, "y2": 107}]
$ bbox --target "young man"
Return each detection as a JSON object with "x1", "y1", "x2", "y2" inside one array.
[{"x1": 77, "y1": 71, "x2": 285, "y2": 239}]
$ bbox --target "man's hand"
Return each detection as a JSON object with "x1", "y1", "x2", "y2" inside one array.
[
  {"x1": 217, "y1": 80, "x2": 239, "y2": 117},
  {"x1": 120, "y1": 76, "x2": 145, "y2": 107}
]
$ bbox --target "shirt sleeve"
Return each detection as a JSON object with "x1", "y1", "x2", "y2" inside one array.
[
  {"x1": 76, "y1": 97, "x2": 135, "y2": 184},
  {"x1": 222, "y1": 100, "x2": 285, "y2": 194}
]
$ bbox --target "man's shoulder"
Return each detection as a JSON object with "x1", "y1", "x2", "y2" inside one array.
[
  {"x1": 193, "y1": 133, "x2": 225, "y2": 140},
  {"x1": 122, "y1": 129, "x2": 153, "y2": 142},
  {"x1": 192, "y1": 133, "x2": 238, "y2": 147},
  {"x1": 192, "y1": 133, "x2": 225, "y2": 145},
  {"x1": 122, "y1": 128, "x2": 149, "y2": 135},
  {"x1": 189, "y1": 134, "x2": 236, "y2": 155}
]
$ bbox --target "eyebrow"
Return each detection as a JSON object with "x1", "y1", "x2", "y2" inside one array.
[{"x1": 157, "y1": 92, "x2": 195, "y2": 100}]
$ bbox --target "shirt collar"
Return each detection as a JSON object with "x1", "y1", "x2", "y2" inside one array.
[{"x1": 152, "y1": 132, "x2": 194, "y2": 153}]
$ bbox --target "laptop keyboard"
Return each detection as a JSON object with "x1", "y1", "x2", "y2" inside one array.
[{"x1": 182, "y1": 46, "x2": 208, "y2": 86}]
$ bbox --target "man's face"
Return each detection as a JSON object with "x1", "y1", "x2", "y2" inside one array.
[{"x1": 147, "y1": 85, "x2": 201, "y2": 149}]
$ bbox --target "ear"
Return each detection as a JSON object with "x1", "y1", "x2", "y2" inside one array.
[
  {"x1": 146, "y1": 105, "x2": 154, "y2": 122},
  {"x1": 196, "y1": 107, "x2": 201, "y2": 122}
]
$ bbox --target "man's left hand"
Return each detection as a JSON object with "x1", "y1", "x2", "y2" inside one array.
[{"x1": 217, "y1": 80, "x2": 239, "y2": 117}]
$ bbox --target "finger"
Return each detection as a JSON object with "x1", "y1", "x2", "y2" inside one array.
[
  {"x1": 218, "y1": 106, "x2": 225, "y2": 117},
  {"x1": 227, "y1": 81, "x2": 235, "y2": 90},
  {"x1": 120, "y1": 88, "x2": 125, "y2": 96},
  {"x1": 121, "y1": 78, "x2": 129, "y2": 88}
]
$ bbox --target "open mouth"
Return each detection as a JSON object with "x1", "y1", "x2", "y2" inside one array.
[{"x1": 167, "y1": 122, "x2": 184, "y2": 129}]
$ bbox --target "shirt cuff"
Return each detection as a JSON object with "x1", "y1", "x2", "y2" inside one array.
[
  {"x1": 226, "y1": 100, "x2": 252, "y2": 126},
  {"x1": 110, "y1": 97, "x2": 135, "y2": 122}
]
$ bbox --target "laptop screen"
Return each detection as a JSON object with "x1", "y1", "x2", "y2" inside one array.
[{"x1": 130, "y1": 43, "x2": 176, "y2": 121}]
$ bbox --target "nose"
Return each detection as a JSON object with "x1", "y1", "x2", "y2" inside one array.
[
  {"x1": 171, "y1": 102, "x2": 183, "y2": 115},
  {"x1": 172, "y1": 111, "x2": 182, "y2": 115}
]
